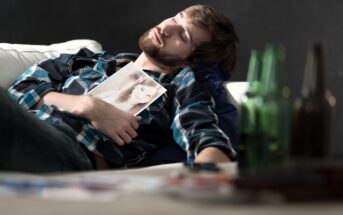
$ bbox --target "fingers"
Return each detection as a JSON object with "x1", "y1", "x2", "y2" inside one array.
[
  {"x1": 119, "y1": 131, "x2": 133, "y2": 144},
  {"x1": 111, "y1": 131, "x2": 131, "y2": 146},
  {"x1": 111, "y1": 132, "x2": 131, "y2": 146},
  {"x1": 112, "y1": 124, "x2": 138, "y2": 146},
  {"x1": 126, "y1": 126, "x2": 138, "y2": 139},
  {"x1": 131, "y1": 119, "x2": 139, "y2": 129},
  {"x1": 112, "y1": 134, "x2": 124, "y2": 146},
  {"x1": 108, "y1": 113, "x2": 142, "y2": 146},
  {"x1": 126, "y1": 115, "x2": 140, "y2": 129},
  {"x1": 89, "y1": 102, "x2": 142, "y2": 146}
]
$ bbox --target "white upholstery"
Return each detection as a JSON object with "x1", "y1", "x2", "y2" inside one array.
[
  {"x1": 0, "y1": 39, "x2": 102, "y2": 89},
  {"x1": 225, "y1": 82, "x2": 248, "y2": 107}
]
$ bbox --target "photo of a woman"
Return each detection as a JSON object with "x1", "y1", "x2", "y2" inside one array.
[{"x1": 88, "y1": 62, "x2": 166, "y2": 115}]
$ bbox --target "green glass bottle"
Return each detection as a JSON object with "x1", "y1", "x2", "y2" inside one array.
[
  {"x1": 291, "y1": 43, "x2": 336, "y2": 161},
  {"x1": 238, "y1": 50, "x2": 263, "y2": 174},
  {"x1": 256, "y1": 44, "x2": 291, "y2": 171}
]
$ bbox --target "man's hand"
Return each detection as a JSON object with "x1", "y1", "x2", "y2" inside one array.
[
  {"x1": 38, "y1": 92, "x2": 141, "y2": 145},
  {"x1": 72, "y1": 95, "x2": 141, "y2": 145},
  {"x1": 194, "y1": 147, "x2": 231, "y2": 163}
]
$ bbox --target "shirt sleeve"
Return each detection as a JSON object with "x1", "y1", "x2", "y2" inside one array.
[
  {"x1": 171, "y1": 68, "x2": 237, "y2": 161},
  {"x1": 8, "y1": 64, "x2": 58, "y2": 110},
  {"x1": 7, "y1": 53, "x2": 75, "y2": 110},
  {"x1": 192, "y1": 64, "x2": 238, "y2": 149},
  {"x1": 7, "y1": 48, "x2": 100, "y2": 110}
]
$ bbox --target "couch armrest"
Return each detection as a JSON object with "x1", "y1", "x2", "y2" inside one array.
[
  {"x1": 0, "y1": 39, "x2": 103, "y2": 89},
  {"x1": 224, "y1": 81, "x2": 248, "y2": 108}
]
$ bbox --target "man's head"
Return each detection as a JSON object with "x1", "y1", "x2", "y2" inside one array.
[{"x1": 138, "y1": 4, "x2": 239, "y2": 72}]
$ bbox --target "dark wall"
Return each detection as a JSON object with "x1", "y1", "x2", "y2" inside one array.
[{"x1": 1, "y1": 0, "x2": 342, "y2": 156}]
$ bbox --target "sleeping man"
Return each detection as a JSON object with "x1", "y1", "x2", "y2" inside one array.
[{"x1": 0, "y1": 4, "x2": 239, "y2": 172}]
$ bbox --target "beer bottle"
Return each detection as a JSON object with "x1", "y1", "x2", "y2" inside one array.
[
  {"x1": 291, "y1": 43, "x2": 336, "y2": 161},
  {"x1": 257, "y1": 44, "x2": 291, "y2": 171},
  {"x1": 238, "y1": 50, "x2": 263, "y2": 173}
]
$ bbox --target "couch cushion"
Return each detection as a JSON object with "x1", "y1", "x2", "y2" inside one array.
[
  {"x1": 224, "y1": 81, "x2": 248, "y2": 107},
  {"x1": 0, "y1": 39, "x2": 102, "y2": 89}
]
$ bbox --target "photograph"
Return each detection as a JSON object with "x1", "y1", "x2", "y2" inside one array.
[{"x1": 88, "y1": 62, "x2": 166, "y2": 115}]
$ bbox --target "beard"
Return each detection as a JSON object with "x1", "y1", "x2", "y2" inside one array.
[{"x1": 138, "y1": 28, "x2": 186, "y2": 68}]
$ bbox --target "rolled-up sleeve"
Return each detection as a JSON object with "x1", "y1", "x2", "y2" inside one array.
[
  {"x1": 8, "y1": 50, "x2": 89, "y2": 110},
  {"x1": 8, "y1": 64, "x2": 58, "y2": 110}
]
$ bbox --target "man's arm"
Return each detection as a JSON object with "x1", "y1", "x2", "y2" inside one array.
[
  {"x1": 171, "y1": 68, "x2": 237, "y2": 163},
  {"x1": 37, "y1": 91, "x2": 140, "y2": 145},
  {"x1": 195, "y1": 147, "x2": 230, "y2": 163},
  {"x1": 8, "y1": 49, "x2": 140, "y2": 146}
]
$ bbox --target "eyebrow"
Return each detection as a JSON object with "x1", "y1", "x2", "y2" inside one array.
[{"x1": 179, "y1": 12, "x2": 193, "y2": 45}]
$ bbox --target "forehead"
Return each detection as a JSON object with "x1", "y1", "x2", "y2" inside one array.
[{"x1": 177, "y1": 12, "x2": 211, "y2": 46}]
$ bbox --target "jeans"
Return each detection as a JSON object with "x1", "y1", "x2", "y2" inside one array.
[{"x1": 0, "y1": 88, "x2": 94, "y2": 173}]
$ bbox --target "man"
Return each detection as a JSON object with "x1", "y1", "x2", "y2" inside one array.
[{"x1": 1, "y1": 4, "x2": 239, "y2": 172}]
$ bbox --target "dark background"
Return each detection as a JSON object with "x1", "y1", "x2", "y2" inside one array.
[{"x1": 1, "y1": 0, "x2": 342, "y2": 157}]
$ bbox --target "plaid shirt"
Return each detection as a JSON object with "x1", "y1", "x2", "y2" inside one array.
[{"x1": 8, "y1": 48, "x2": 237, "y2": 167}]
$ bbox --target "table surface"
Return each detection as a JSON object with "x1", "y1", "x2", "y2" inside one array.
[{"x1": 1, "y1": 163, "x2": 343, "y2": 215}]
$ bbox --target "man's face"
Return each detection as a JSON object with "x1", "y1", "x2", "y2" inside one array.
[{"x1": 138, "y1": 11, "x2": 210, "y2": 69}]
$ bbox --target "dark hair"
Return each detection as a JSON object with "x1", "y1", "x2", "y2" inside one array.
[{"x1": 185, "y1": 5, "x2": 239, "y2": 72}]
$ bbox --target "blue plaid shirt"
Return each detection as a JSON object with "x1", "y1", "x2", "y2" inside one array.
[{"x1": 8, "y1": 48, "x2": 237, "y2": 167}]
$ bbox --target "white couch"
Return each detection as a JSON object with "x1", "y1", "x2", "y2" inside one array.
[{"x1": 0, "y1": 39, "x2": 247, "y2": 107}]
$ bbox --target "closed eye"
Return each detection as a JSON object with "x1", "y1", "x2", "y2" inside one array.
[
  {"x1": 171, "y1": 17, "x2": 187, "y2": 42},
  {"x1": 180, "y1": 33, "x2": 186, "y2": 42}
]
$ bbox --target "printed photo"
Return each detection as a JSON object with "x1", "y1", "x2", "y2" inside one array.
[{"x1": 87, "y1": 62, "x2": 167, "y2": 115}]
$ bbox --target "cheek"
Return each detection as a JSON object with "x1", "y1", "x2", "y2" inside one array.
[
  {"x1": 177, "y1": 45, "x2": 192, "y2": 59},
  {"x1": 167, "y1": 41, "x2": 192, "y2": 58}
]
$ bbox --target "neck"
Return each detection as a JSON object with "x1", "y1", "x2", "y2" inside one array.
[{"x1": 135, "y1": 52, "x2": 174, "y2": 73}]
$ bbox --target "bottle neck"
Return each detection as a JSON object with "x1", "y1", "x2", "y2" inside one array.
[
  {"x1": 302, "y1": 43, "x2": 326, "y2": 97},
  {"x1": 246, "y1": 50, "x2": 262, "y2": 95},
  {"x1": 261, "y1": 45, "x2": 286, "y2": 96}
]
